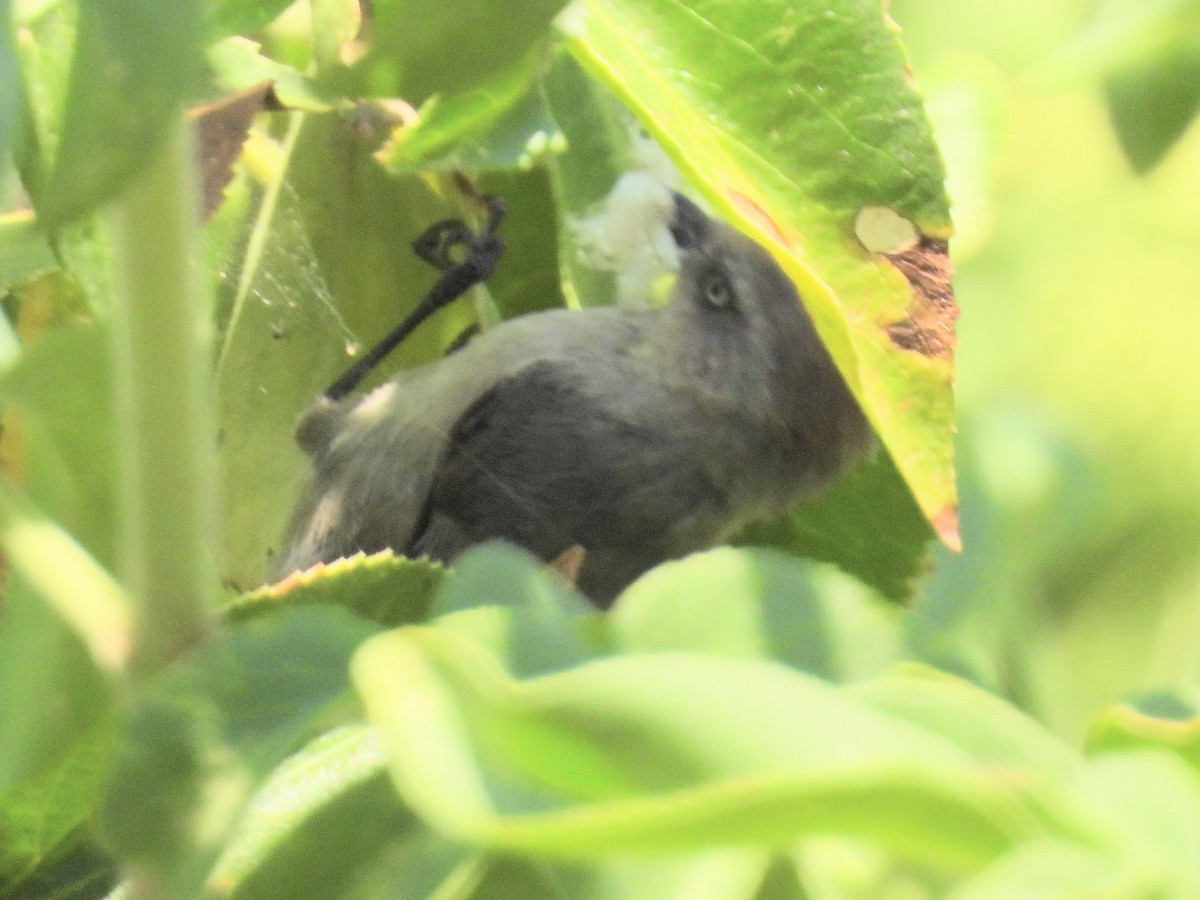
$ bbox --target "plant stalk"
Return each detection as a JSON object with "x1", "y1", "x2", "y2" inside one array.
[{"x1": 107, "y1": 120, "x2": 218, "y2": 676}]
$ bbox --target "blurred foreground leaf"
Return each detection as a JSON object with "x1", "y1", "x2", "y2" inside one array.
[
  {"x1": 1086, "y1": 701, "x2": 1200, "y2": 774},
  {"x1": 352, "y1": 625, "x2": 1041, "y2": 870},
  {"x1": 206, "y1": 0, "x2": 295, "y2": 43},
  {"x1": 33, "y1": 0, "x2": 205, "y2": 224},
  {"x1": 207, "y1": 726, "x2": 440, "y2": 900},
  {"x1": 611, "y1": 546, "x2": 902, "y2": 680},
  {"x1": 0, "y1": 575, "x2": 115, "y2": 793},
  {"x1": 360, "y1": 0, "x2": 571, "y2": 102},
  {"x1": 98, "y1": 606, "x2": 377, "y2": 895}
]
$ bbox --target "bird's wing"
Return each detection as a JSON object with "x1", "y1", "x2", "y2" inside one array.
[{"x1": 410, "y1": 360, "x2": 598, "y2": 564}]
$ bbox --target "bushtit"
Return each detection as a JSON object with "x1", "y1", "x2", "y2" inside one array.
[{"x1": 278, "y1": 190, "x2": 873, "y2": 606}]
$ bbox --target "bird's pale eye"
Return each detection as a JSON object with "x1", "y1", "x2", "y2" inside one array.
[{"x1": 702, "y1": 273, "x2": 734, "y2": 308}]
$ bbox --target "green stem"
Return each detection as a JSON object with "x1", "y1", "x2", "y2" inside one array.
[{"x1": 107, "y1": 121, "x2": 217, "y2": 675}]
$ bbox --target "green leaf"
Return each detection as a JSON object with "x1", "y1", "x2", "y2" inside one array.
[
  {"x1": 287, "y1": 115, "x2": 475, "y2": 372},
  {"x1": 0, "y1": 724, "x2": 117, "y2": 897},
  {"x1": 209, "y1": 725, "x2": 461, "y2": 900},
  {"x1": 10, "y1": 1, "x2": 119, "y2": 313},
  {"x1": 310, "y1": 0, "x2": 361, "y2": 74},
  {"x1": 360, "y1": 0, "x2": 571, "y2": 101},
  {"x1": 0, "y1": 322, "x2": 118, "y2": 568},
  {"x1": 227, "y1": 550, "x2": 448, "y2": 629},
  {"x1": 1085, "y1": 701, "x2": 1200, "y2": 775},
  {"x1": 206, "y1": 0, "x2": 296, "y2": 43},
  {"x1": 98, "y1": 606, "x2": 378, "y2": 894},
  {"x1": 541, "y1": 51, "x2": 634, "y2": 309},
  {"x1": 215, "y1": 125, "x2": 366, "y2": 590},
  {"x1": 545, "y1": 848, "x2": 773, "y2": 900},
  {"x1": 1048, "y1": 0, "x2": 1200, "y2": 172},
  {"x1": 0, "y1": 217, "x2": 57, "y2": 289},
  {"x1": 428, "y1": 544, "x2": 601, "y2": 680},
  {"x1": 35, "y1": 0, "x2": 206, "y2": 225},
  {"x1": 738, "y1": 451, "x2": 935, "y2": 602},
  {"x1": 376, "y1": 62, "x2": 562, "y2": 174},
  {"x1": 475, "y1": 167, "x2": 570, "y2": 319},
  {"x1": 353, "y1": 625, "x2": 1044, "y2": 871},
  {"x1": 0, "y1": 574, "x2": 116, "y2": 793},
  {"x1": 849, "y1": 665, "x2": 1079, "y2": 780},
  {"x1": 947, "y1": 839, "x2": 1131, "y2": 900},
  {"x1": 1106, "y1": 50, "x2": 1200, "y2": 173},
  {"x1": 10, "y1": 0, "x2": 74, "y2": 195},
  {"x1": 0, "y1": 480, "x2": 133, "y2": 678},
  {"x1": 0, "y1": 0, "x2": 19, "y2": 171},
  {"x1": 0, "y1": 843, "x2": 116, "y2": 900},
  {"x1": 1068, "y1": 751, "x2": 1200, "y2": 897},
  {"x1": 610, "y1": 546, "x2": 902, "y2": 681},
  {"x1": 567, "y1": 0, "x2": 959, "y2": 560},
  {"x1": 207, "y1": 37, "x2": 337, "y2": 112}
]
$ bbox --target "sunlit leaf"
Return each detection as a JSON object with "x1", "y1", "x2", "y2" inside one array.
[
  {"x1": 227, "y1": 550, "x2": 447, "y2": 628},
  {"x1": 568, "y1": 0, "x2": 959, "y2": 576},
  {"x1": 849, "y1": 664, "x2": 1079, "y2": 779},
  {"x1": 947, "y1": 839, "x2": 1129, "y2": 899}
]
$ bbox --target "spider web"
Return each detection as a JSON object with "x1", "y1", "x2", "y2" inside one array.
[{"x1": 216, "y1": 181, "x2": 365, "y2": 591}]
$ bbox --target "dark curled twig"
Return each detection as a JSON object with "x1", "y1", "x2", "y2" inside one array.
[{"x1": 323, "y1": 196, "x2": 508, "y2": 401}]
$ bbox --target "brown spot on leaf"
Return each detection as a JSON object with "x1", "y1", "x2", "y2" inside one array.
[
  {"x1": 727, "y1": 189, "x2": 790, "y2": 247},
  {"x1": 931, "y1": 504, "x2": 961, "y2": 552},
  {"x1": 884, "y1": 236, "x2": 958, "y2": 360},
  {"x1": 189, "y1": 82, "x2": 278, "y2": 221}
]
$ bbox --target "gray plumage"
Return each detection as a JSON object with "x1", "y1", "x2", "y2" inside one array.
[{"x1": 277, "y1": 194, "x2": 872, "y2": 606}]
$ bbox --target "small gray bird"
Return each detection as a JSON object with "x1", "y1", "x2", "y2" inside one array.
[{"x1": 277, "y1": 192, "x2": 873, "y2": 606}]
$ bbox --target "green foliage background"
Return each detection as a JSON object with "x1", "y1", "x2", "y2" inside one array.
[
  {"x1": 0, "y1": 0, "x2": 1199, "y2": 897},
  {"x1": 896, "y1": 0, "x2": 1200, "y2": 737}
]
